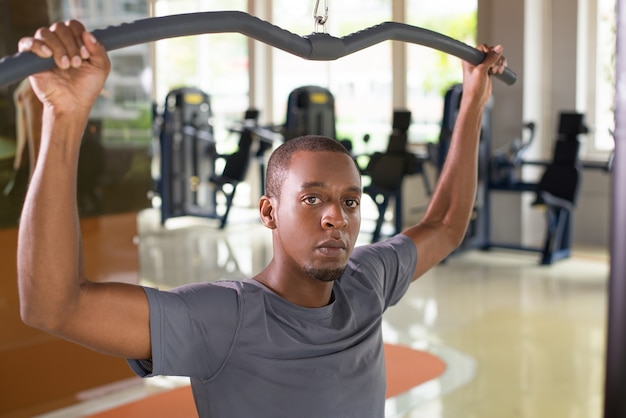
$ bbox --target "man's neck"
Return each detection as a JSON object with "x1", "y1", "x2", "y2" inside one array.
[{"x1": 253, "y1": 264, "x2": 334, "y2": 308}]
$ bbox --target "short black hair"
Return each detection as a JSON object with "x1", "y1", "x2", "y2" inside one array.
[{"x1": 265, "y1": 135, "x2": 356, "y2": 199}]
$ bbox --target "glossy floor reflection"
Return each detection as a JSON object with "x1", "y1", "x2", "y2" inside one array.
[
  {"x1": 39, "y1": 208, "x2": 609, "y2": 417},
  {"x1": 386, "y1": 249, "x2": 607, "y2": 418}
]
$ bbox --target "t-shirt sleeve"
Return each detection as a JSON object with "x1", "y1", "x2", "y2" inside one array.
[
  {"x1": 127, "y1": 282, "x2": 241, "y2": 380},
  {"x1": 348, "y1": 233, "x2": 417, "y2": 309}
]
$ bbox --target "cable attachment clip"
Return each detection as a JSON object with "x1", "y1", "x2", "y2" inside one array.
[{"x1": 313, "y1": 0, "x2": 329, "y2": 33}]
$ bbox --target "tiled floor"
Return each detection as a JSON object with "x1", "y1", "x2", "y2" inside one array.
[{"x1": 34, "y1": 206, "x2": 609, "y2": 417}]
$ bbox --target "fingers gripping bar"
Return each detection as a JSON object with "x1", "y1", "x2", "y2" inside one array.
[{"x1": 0, "y1": 10, "x2": 517, "y2": 88}]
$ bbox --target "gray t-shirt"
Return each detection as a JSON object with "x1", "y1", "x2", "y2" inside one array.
[{"x1": 128, "y1": 234, "x2": 417, "y2": 417}]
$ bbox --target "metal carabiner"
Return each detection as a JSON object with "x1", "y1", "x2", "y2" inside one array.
[{"x1": 313, "y1": 0, "x2": 329, "y2": 33}]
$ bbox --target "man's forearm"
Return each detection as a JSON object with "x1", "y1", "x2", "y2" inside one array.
[
  {"x1": 422, "y1": 97, "x2": 484, "y2": 238},
  {"x1": 18, "y1": 107, "x2": 90, "y2": 331}
]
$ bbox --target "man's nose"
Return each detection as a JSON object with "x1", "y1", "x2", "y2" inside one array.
[{"x1": 321, "y1": 202, "x2": 348, "y2": 229}]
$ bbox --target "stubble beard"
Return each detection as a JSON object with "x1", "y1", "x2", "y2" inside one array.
[{"x1": 303, "y1": 265, "x2": 346, "y2": 282}]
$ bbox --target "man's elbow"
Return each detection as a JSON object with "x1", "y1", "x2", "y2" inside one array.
[
  {"x1": 20, "y1": 301, "x2": 50, "y2": 331},
  {"x1": 441, "y1": 221, "x2": 470, "y2": 254},
  {"x1": 447, "y1": 209, "x2": 474, "y2": 246},
  {"x1": 19, "y1": 292, "x2": 65, "y2": 333},
  {"x1": 450, "y1": 229, "x2": 467, "y2": 249}
]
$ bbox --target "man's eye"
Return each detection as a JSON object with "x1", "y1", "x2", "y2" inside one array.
[
  {"x1": 305, "y1": 196, "x2": 320, "y2": 205},
  {"x1": 345, "y1": 199, "x2": 360, "y2": 208}
]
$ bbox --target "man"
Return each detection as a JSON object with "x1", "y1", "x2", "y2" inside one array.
[{"x1": 17, "y1": 20, "x2": 506, "y2": 417}]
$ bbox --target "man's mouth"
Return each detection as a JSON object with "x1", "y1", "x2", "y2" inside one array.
[{"x1": 316, "y1": 240, "x2": 347, "y2": 256}]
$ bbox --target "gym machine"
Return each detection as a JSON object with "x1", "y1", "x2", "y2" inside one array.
[
  {"x1": 283, "y1": 85, "x2": 337, "y2": 140},
  {"x1": 241, "y1": 85, "x2": 343, "y2": 196},
  {"x1": 155, "y1": 94, "x2": 272, "y2": 228},
  {"x1": 435, "y1": 83, "x2": 493, "y2": 253},
  {"x1": 210, "y1": 109, "x2": 260, "y2": 228},
  {"x1": 281, "y1": 84, "x2": 363, "y2": 155},
  {"x1": 362, "y1": 110, "x2": 432, "y2": 242},
  {"x1": 489, "y1": 121, "x2": 536, "y2": 190},
  {"x1": 153, "y1": 87, "x2": 217, "y2": 224},
  {"x1": 485, "y1": 112, "x2": 588, "y2": 265}
]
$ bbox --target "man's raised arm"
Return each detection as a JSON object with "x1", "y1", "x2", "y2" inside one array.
[
  {"x1": 403, "y1": 44, "x2": 507, "y2": 280},
  {"x1": 17, "y1": 20, "x2": 151, "y2": 360}
]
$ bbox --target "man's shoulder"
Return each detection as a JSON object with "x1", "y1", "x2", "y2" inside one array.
[{"x1": 350, "y1": 233, "x2": 415, "y2": 262}]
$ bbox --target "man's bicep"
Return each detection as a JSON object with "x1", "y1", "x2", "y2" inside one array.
[
  {"x1": 62, "y1": 281, "x2": 152, "y2": 360},
  {"x1": 403, "y1": 222, "x2": 459, "y2": 281}
]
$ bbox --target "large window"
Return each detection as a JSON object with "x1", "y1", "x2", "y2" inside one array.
[
  {"x1": 152, "y1": 0, "x2": 249, "y2": 142},
  {"x1": 60, "y1": 0, "x2": 152, "y2": 146},
  {"x1": 272, "y1": 0, "x2": 393, "y2": 154},
  {"x1": 406, "y1": 0, "x2": 477, "y2": 144},
  {"x1": 592, "y1": 0, "x2": 616, "y2": 153},
  {"x1": 148, "y1": 0, "x2": 475, "y2": 152}
]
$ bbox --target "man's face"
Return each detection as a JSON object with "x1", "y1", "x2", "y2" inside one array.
[{"x1": 272, "y1": 150, "x2": 362, "y2": 282}]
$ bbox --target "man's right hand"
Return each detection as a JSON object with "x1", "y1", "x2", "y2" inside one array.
[{"x1": 18, "y1": 20, "x2": 110, "y2": 114}]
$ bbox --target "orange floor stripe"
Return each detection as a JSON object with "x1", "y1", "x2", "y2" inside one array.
[
  {"x1": 88, "y1": 343, "x2": 445, "y2": 417},
  {"x1": 384, "y1": 342, "x2": 446, "y2": 398}
]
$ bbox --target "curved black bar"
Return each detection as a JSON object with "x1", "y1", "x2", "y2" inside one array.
[
  {"x1": 0, "y1": 10, "x2": 517, "y2": 88},
  {"x1": 342, "y1": 22, "x2": 515, "y2": 83}
]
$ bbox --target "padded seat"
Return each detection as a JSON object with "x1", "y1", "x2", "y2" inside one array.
[
  {"x1": 531, "y1": 139, "x2": 581, "y2": 265},
  {"x1": 209, "y1": 110, "x2": 257, "y2": 228}
]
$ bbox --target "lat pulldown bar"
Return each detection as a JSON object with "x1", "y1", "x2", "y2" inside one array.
[{"x1": 0, "y1": 10, "x2": 517, "y2": 88}]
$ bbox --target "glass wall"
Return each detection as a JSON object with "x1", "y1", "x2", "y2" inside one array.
[
  {"x1": 593, "y1": 0, "x2": 616, "y2": 153},
  {"x1": 406, "y1": 0, "x2": 477, "y2": 144},
  {"x1": 272, "y1": 0, "x2": 393, "y2": 155},
  {"x1": 63, "y1": 0, "x2": 152, "y2": 147},
  {"x1": 152, "y1": 0, "x2": 249, "y2": 144},
  {"x1": 0, "y1": 0, "x2": 155, "y2": 227}
]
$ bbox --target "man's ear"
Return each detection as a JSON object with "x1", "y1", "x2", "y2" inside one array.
[{"x1": 259, "y1": 196, "x2": 277, "y2": 229}]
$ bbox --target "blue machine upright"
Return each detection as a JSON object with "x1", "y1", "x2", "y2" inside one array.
[{"x1": 154, "y1": 87, "x2": 216, "y2": 224}]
